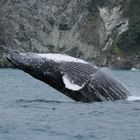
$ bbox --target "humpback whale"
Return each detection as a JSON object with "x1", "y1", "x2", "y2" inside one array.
[{"x1": 7, "y1": 52, "x2": 131, "y2": 102}]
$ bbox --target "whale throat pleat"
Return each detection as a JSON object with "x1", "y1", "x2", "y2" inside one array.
[
  {"x1": 61, "y1": 62, "x2": 129, "y2": 101},
  {"x1": 61, "y1": 62, "x2": 97, "y2": 87}
]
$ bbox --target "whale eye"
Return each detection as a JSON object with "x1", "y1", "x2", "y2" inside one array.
[
  {"x1": 43, "y1": 70, "x2": 56, "y2": 78},
  {"x1": 44, "y1": 70, "x2": 51, "y2": 75}
]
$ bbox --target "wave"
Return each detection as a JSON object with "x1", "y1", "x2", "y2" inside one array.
[{"x1": 16, "y1": 99, "x2": 74, "y2": 104}]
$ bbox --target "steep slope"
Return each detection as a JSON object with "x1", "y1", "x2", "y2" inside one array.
[{"x1": 0, "y1": 0, "x2": 140, "y2": 69}]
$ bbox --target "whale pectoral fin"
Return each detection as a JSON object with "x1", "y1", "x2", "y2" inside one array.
[{"x1": 62, "y1": 74, "x2": 85, "y2": 91}]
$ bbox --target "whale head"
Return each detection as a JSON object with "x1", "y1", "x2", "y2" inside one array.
[
  {"x1": 7, "y1": 52, "x2": 88, "y2": 98},
  {"x1": 7, "y1": 52, "x2": 64, "y2": 89}
]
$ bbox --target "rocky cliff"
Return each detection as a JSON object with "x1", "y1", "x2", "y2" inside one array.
[{"x1": 0, "y1": 0, "x2": 140, "y2": 69}]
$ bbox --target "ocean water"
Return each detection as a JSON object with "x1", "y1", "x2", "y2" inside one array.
[{"x1": 0, "y1": 69, "x2": 140, "y2": 140}]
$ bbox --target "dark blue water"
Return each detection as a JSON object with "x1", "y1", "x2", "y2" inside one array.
[{"x1": 0, "y1": 69, "x2": 140, "y2": 140}]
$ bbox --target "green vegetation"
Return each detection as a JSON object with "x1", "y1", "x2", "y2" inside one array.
[
  {"x1": 113, "y1": 0, "x2": 140, "y2": 55},
  {"x1": 59, "y1": 23, "x2": 71, "y2": 31},
  {"x1": 86, "y1": 0, "x2": 108, "y2": 16},
  {"x1": 56, "y1": 45, "x2": 66, "y2": 53},
  {"x1": 48, "y1": 18, "x2": 55, "y2": 27},
  {"x1": 47, "y1": 44, "x2": 55, "y2": 53},
  {"x1": 66, "y1": 47, "x2": 83, "y2": 57}
]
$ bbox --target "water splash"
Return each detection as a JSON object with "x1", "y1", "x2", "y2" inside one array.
[
  {"x1": 131, "y1": 68, "x2": 140, "y2": 71},
  {"x1": 127, "y1": 96, "x2": 140, "y2": 101}
]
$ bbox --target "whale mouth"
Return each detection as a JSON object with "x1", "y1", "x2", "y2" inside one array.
[{"x1": 7, "y1": 51, "x2": 29, "y2": 68}]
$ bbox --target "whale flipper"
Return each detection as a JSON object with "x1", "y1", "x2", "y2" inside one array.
[
  {"x1": 7, "y1": 52, "x2": 131, "y2": 102},
  {"x1": 59, "y1": 62, "x2": 129, "y2": 101},
  {"x1": 60, "y1": 62, "x2": 97, "y2": 87}
]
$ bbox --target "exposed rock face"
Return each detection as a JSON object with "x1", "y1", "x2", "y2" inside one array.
[{"x1": 0, "y1": 0, "x2": 140, "y2": 69}]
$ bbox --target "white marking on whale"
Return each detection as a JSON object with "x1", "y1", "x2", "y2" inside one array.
[
  {"x1": 62, "y1": 74, "x2": 85, "y2": 91},
  {"x1": 20, "y1": 53, "x2": 88, "y2": 64}
]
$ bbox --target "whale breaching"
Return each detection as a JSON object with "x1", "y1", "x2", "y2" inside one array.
[{"x1": 7, "y1": 52, "x2": 131, "y2": 102}]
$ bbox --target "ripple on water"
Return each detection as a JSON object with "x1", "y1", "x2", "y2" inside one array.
[{"x1": 0, "y1": 69, "x2": 140, "y2": 140}]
